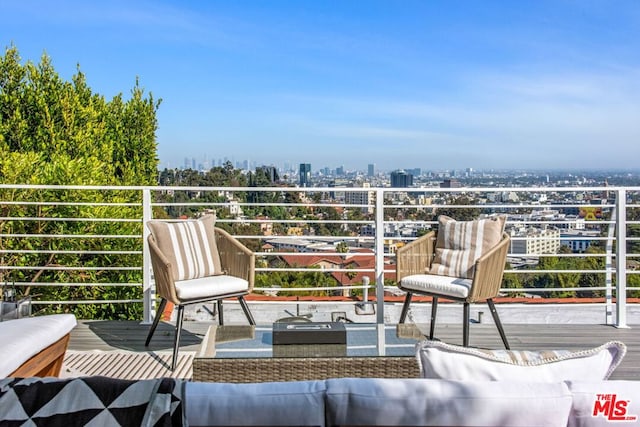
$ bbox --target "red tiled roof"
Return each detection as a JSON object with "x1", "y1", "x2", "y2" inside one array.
[{"x1": 279, "y1": 250, "x2": 393, "y2": 284}]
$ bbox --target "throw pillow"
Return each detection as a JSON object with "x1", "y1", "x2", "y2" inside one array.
[
  {"x1": 147, "y1": 214, "x2": 222, "y2": 281},
  {"x1": 416, "y1": 339, "x2": 627, "y2": 382},
  {"x1": 430, "y1": 215, "x2": 506, "y2": 279}
]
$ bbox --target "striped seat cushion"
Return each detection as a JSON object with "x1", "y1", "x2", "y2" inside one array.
[
  {"x1": 147, "y1": 214, "x2": 222, "y2": 281},
  {"x1": 430, "y1": 215, "x2": 506, "y2": 279}
]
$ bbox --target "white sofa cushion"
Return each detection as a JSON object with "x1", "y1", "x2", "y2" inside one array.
[
  {"x1": 566, "y1": 381, "x2": 640, "y2": 427},
  {"x1": 0, "y1": 314, "x2": 77, "y2": 378},
  {"x1": 417, "y1": 339, "x2": 626, "y2": 381},
  {"x1": 185, "y1": 380, "x2": 327, "y2": 427},
  {"x1": 325, "y1": 378, "x2": 572, "y2": 426}
]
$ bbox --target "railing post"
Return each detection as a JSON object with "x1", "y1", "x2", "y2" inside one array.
[
  {"x1": 615, "y1": 189, "x2": 629, "y2": 328},
  {"x1": 375, "y1": 189, "x2": 385, "y2": 324},
  {"x1": 142, "y1": 188, "x2": 153, "y2": 325},
  {"x1": 605, "y1": 207, "x2": 615, "y2": 325}
]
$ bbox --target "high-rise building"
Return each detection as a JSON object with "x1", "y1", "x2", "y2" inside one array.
[
  {"x1": 390, "y1": 170, "x2": 413, "y2": 188},
  {"x1": 336, "y1": 166, "x2": 344, "y2": 176},
  {"x1": 299, "y1": 163, "x2": 311, "y2": 187},
  {"x1": 440, "y1": 179, "x2": 462, "y2": 188},
  {"x1": 345, "y1": 183, "x2": 373, "y2": 214},
  {"x1": 368, "y1": 164, "x2": 375, "y2": 177}
]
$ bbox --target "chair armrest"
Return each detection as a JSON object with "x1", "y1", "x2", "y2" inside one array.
[
  {"x1": 215, "y1": 227, "x2": 255, "y2": 291},
  {"x1": 468, "y1": 233, "x2": 510, "y2": 302},
  {"x1": 395, "y1": 231, "x2": 436, "y2": 282},
  {"x1": 148, "y1": 235, "x2": 181, "y2": 304}
]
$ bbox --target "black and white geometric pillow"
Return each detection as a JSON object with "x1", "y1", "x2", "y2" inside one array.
[{"x1": 0, "y1": 376, "x2": 185, "y2": 426}]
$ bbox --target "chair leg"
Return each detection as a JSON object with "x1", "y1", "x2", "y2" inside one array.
[
  {"x1": 217, "y1": 300, "x2": 224, "y2": 325},
  {"x1": 463, "y1": 302, "x2": 470, "y2": 347},
  {"x1": 487, "y1": 298, "x2": 510, "y2": 349},
  {"x1": 171, "y1": 305, "x2": 185, "y2": 371},
  {"x1": 145, "y1": 298, "x2": 168, "y2": 346},
  {"x1": 238, "y1": 296, "x2": 255, "y2": 325},
  {"x1": 429, "y1": 297, "x2": 438, "y2": 340},
  {"x1": 211, "y1": 301, "x2": 218, "y2": 318},
  {"x1": 399, "y1": 291, "x2": 413, "y2": 323}
]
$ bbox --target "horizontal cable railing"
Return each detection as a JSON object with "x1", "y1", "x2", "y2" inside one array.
[
  {"x1": 1, "y1": 184, "x2": 639, "y2": 326},
  {"x1": 0, "y1": 184, "x2": 144, "y2": 320}
]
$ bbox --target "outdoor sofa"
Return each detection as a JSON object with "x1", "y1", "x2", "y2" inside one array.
[
  {"x1": 2, "y1": 316, "x2": 640, "y2": 426},
  {"x1": 184, "y1": 339, "x2": 638, "y2": 426},
  {"x1": 2, "y1": 374, "x2": 639, "y2": 426}
]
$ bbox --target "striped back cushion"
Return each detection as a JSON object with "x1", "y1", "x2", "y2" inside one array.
[
  {"x1": 429, "y1": 215, "x2": 506, "y2": 279},
  {"x1": 147, "y1": 214, "x2": 222, "y2": 281}
]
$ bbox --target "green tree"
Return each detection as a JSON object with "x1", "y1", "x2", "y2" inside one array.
[
  {"x1": 502, "y1": 260, "x2": 524, "y2": 297},
  {"x1": 435, "y1": 196, "x2": 481, "y2": 221},
  {"x1": 254, "y1": 268, "x2": 339, "y2": 297},
  {"x1": 576, "y1": 246, "x2": 606, "y2": 298},
  {"x1": 0, "y1": 45, "x2": 160, "y2": 319}
]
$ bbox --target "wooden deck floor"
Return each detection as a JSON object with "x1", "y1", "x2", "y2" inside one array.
[{"x1": 67, "y1": 320, "x2": 640, "y2": 380}]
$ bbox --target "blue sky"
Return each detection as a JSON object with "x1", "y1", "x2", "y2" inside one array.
[{"x1": 2, "y1": 1, "x2": 640, "y2": 172}]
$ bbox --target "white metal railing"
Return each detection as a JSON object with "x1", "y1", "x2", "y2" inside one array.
[{"x1": 1, "y1": 184, "x2": 639, "y2": 327}]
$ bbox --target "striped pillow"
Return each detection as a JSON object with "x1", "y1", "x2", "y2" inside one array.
[
  {"x1": 430, "y1": 215, "x2": 506, "y2": 279},
  {"x1": 147, "y1": 214, "x2": 222, "y2": 281}
]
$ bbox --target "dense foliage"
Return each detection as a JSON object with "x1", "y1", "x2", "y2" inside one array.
[{"x1": 0, "y1": 45, "x2": 160, "y2": 319}]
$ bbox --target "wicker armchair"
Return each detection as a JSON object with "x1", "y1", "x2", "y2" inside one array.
[
  {"x1": 146, "y1": 221, "x2": 255, "y2": 370},
  {"x1": 396, "y1": 230, "x2": 511, "y2": 349}
]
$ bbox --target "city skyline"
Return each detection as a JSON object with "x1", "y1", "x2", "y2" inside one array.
[
  {"x1": 177, "y1": 155, "x2": 640, "y2": 176},
  {"x1": 2, "y1": 1, "x2": 640, "y2": 171}
]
